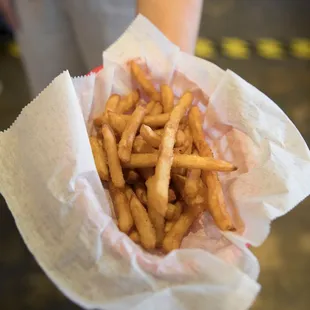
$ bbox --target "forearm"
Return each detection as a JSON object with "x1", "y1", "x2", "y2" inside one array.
[{"x1": 137, "y1": 0, "x2": 203, "y2": 54}]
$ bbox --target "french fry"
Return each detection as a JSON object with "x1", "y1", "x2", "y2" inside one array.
[
  {"x1": 175, "y1": 129, "x2": 186, "y2": 147},
  {"x1": 94, "y1": 94, "x2": 120, "y2": 126},
  {"x1": 183, "y1": 126, "x2": 193, "y2": 154},
  {"x1": 128, "y1": 182, "x2": 177, "y2": 209},
  {"x1": 94, "y1": 116, "x2": 105, "y2": 128},
  {"x1": 172, "y1": 200, "x2": 183, "y2": 220},
  {"x1": 188, "y1": 107, "x2": 213, "y2": 156},
  {"x1": 125, "y1": 185, "x2": 134, "y2": 200},
  {"x1": 130, "y1": 61, "x2": 160, "y2": 101},
  {"x1": 122, "y1": 153, "x2": 236, "y2": 171},
  {"x1": 154, "y1": 128, "x2": 164, "y2": 136},
  {"x1": 108, "y1": 111, "x2": 168, "y2": 137},
  {"x1": 143, "y1": 113, "x2": 170, "y2": 128},
  {"x1": 137, "y1": 168, "x2": 154, "y2": 181},
  {"x1": 116, "y1": 90, "x2": 140, "y2": 114},
  {"x1": 113, "y1": 113, "x2": 170, "y2": 129},
  {"x1": 147, "y1": 92, "x2": 194, "y2": 217},
  {"x1": 165, "y1": 202, "x2": 183, "y2": 221},
  {"x1": 129, "y1": 230, "x2": 140, "y2": 244},
  {"x1": 162, "y1": 202, "x2": 203, "y2": 253},
  {"x1": 146, "y1": 193, "x2": 165, "y2": 246},
  {"x1": 163, "y1": 175, "x2": 206, "y2": 252},
  {"x1": 161, "y1": 84, "x2": 174, "y2": 113},
  {"x1": 89, "y1": 136, "x2": 109, "y2": 181},
  {"x1": 140, "y1": 125, "x2": 185, "y2": 150},
  {"x1": 179, "y1": 121, "x2": 188, "y2": 131},
  {"x1": 98, "y1": 138, "x2": 104, "y2": 148},
  {"x1": 134, "y1": 183, "x2": 148, "y2": 205},
  {"x1": 164, "y1": 221, "x2": 175, "y2": 233},
  {"x1": 168, "y1": 188, "x2": 177, "y2": 202},
  {"x1": 128, "y1": 188, "x2": 157, "y2": 250},
  {"x1": 105, "y1": 94, "x2": 121, "y2": 114},
  {"x1": 174, "y1": 201, "x2": 183, "y2": 220},
  {"x1": 118, "y1": 103, "x2": 147, "y2": 163},
  {"x1": 102, "y1": 124, "x2": 125, "y2": 188},
  {"x1": 149, "y1": 102, "x2": 163, "y2": 115},
  {"x1": 172, "y1": 125, "x2": 193, "y2": 175},
  {"x1": 108, "y1": 182, "x2": 133, "y2": 233},
  {"x1": 137, "y1": 169, "x2": 177, "y2": 209},
  {"x1": 140, "y1": 124, "x2": 161, "y2": 148},
  {"x1": 173, "y1": 155, "x2": 237, "y2": 171},
  {"x1": 94, "y1": 124, "x2": 103, "y2": 139},
  {"x1": 189, "y1": 106, "x2": 235, "y2": 231},
  {"x1": 123, "y1": 169, "x2": 140, "y2": 184},
  {"x1": 184, "y1": 149, "x2": 201, "y2": 198},
  {"x1": 96, "y1": 111, "x2": 176, "y2": 130},
  {"x1": 172, "y1": 174, "x2": 207, "y2": 207},
  {"x1": 133, "y1": 136, "x2": 158, "y2": 154},
  {"x1": 174, "y1": 127, "x2": 192, "y2": 154},
  {"x1": 145, "y1": 100, "x2": 156, "y2": 115},
  {"x1": 108, "y1": 111, "x2": 127, "y2": 136}
]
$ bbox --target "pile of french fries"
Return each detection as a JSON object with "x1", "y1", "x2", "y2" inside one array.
[{"x1": 90, "y1": 61, "x2": 237, "y2": 253}]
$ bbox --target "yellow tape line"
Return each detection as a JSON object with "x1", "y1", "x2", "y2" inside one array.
[
  {"x1": 222, "y1": 37, "x2": 250, "y2": 59},
  {"x1": 195, "y1": 37, "x2": 310, "y2": 60},
  {"x1": 291, "y1": 38, "x2": 310, "y2": 59},
  {"x1": 195, "y1": 38, "x2": 216, "y2": 59},
  {"x1": 6, "y1": 37, "x2": 310, "y2": 60},
  {"x1": 257, "y1": 38, "x2": 284, "y2": 59}
]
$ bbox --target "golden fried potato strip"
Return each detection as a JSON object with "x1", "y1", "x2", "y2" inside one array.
[
  {"x1": 147, "y1": 92, "x2": 193, "y2": 217},
  {"x1": 102, "y1": 124, "x2": 125, "y2": 188},
  {"x1": 189, "y1": 106, "x2": 235, "y2": 231},
  {"x1": 89, "y1": 136, "x2": 109, "y2": 181}
]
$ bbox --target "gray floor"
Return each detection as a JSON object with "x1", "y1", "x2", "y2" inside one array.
[{"x1": 1, "y1": 0, "x2": 310, "y2": 309}]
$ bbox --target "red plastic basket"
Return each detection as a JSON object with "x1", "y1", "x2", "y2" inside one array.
[{"x1": 88, "y1": 65, "x2": 104, "y2": 75}]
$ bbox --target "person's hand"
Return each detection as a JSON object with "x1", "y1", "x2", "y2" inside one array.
[{"x1": 0, "y1": 0, "x2": 17, "y2": 30}]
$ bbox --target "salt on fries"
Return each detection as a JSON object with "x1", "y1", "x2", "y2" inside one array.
[{"x1": 89, "y1": 61, "x2": 238, "y2": 252}]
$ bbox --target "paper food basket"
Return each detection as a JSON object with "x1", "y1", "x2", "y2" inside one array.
[{"x1": 0, "y1": 15, "x2": 310, "y2": 310}]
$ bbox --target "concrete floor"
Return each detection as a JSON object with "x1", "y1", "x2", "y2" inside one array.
[{"x1": 1, "y1": 0, "x2": 310, "y2": 309}]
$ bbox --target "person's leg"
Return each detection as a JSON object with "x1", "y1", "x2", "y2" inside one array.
[
  {"x1": 64, "y1": 0, "x2": 135, "y2": 71},
  {"x1": 14, "y1": 0, "x2": 87, "y2": 96}
]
